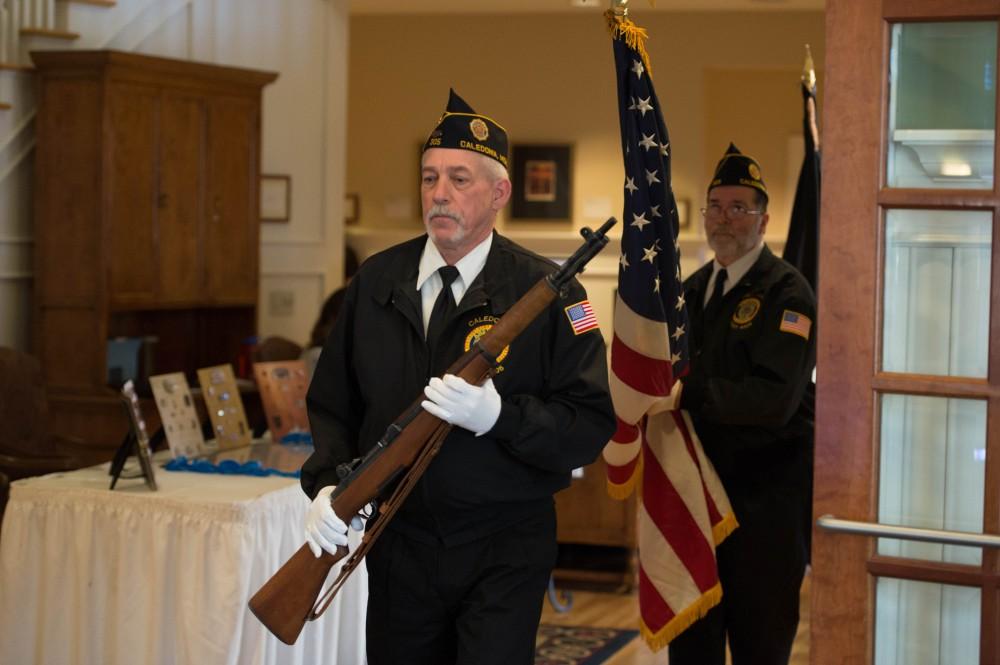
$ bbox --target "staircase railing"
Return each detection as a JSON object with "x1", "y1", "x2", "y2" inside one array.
[{"x1": 1, "y1": 0, "x2": 60, "y2": 65}]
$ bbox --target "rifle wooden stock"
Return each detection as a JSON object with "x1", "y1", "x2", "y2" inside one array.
[
  {"x1": 248, "y1": 219, "x2": 615, "y2": 645},
  {"x1": 248, "y1": 543, "x2": 348, "y2": 645}
]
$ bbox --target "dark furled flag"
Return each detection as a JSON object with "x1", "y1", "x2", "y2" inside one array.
[
  {"x1": 601, "y1": 10, "x2": 736, "y2": 652},
  {"x1": 784, "y1": 46, "x2": 821, "y2": 292}
]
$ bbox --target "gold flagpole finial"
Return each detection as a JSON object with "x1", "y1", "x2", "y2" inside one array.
[
  {"x1": 802, "y1": 44, "x2": 817, "y2": 92},
  {"x1": 611, "y1": 0, "x2": 628, "y2": 17}
]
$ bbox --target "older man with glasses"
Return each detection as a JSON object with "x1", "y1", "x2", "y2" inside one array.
[{"x1": 669, "y1": 143, "x2": 817, "y2": 665}]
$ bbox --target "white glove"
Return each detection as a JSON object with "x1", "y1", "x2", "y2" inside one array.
[
  {"x1": 422, "y1": 374, "x2": 501, "y2": 436},
  {"x1": 304, "y1": 485, "x2": 364, "y2": 558}
]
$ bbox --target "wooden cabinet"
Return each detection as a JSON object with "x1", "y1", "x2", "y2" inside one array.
[
  {"x1": 554, "y1": 457, "x2": 637, "y2": 589},
  {"x1": 31, "y1": 50, "x2": 276, "y2": 454}
]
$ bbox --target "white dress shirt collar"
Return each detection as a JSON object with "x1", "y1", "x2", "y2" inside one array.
[
  {"x1": 706, "y1": 240, "x2": 765, "y2": 304},
  {"x1": 417, "y1": 233, "x2": 493, "y2": 333}
]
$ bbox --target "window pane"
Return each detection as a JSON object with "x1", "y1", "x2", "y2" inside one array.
[
  {"x1": 887, "y1": 22, "x2": 997, "y2": 189},
  {"x1": 882, "y1": 209, "x2": 991, "y2": 378},
  {"x1": 875, "y1": 578, "x2": 979, "y2": 665},
  {"x1": 878, "y1": 394, "x2": 986, "y2": 566}
]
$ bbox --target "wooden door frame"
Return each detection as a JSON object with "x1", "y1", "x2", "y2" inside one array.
[{"x1": 814, "y1": 1, "x2": 1000, "y2": 663}]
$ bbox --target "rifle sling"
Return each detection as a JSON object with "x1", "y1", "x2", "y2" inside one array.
[{"x1": 308, "y1": 419, "x2": 453, "y2": 620}]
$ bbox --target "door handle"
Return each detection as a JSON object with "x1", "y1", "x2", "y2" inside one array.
[{"x1": 817, "y1": 514, "x2": 1000, "y2": 548}]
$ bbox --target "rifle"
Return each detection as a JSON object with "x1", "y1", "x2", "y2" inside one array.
[{"x1": 248, "y1": 218, "x2": 616, "y2": 644}]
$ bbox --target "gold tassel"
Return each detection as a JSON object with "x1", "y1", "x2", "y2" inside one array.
[
  {"x1": 712, "y1": 511, "x2": 739, "y2": 545},
  {"x1": 640, "y1": 582, "x2": 724, "y2": 652},
  {"x1": 605, "y1": 9, "x2": 653, "y2": 76},
  {"x1": 605, "y1": 453, "x2": 643, "y2": 500}
]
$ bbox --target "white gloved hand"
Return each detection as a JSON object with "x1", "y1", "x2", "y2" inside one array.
[
  {"x1": 421, "y1": 374, "x2": 501, "y2": 436},
  {"x1": 304, "y1": 485, "x2": 348, "y2": 558}
]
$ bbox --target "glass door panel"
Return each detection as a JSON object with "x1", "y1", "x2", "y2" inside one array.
[
  {"x1": 875, "y1": 578, "x2": 980, "y2": 665},
  {"x1": 887, "y1": 22, "x2": 997, "y2": 189},
  {"x1": 878, "y1": 394, "x2": 986, "y2": 566},
  {"x1": 882, "y1": 210, "x2": 991, "y2": 378},
  {"x1": 814, "y1": 5, "x2": 1000, "y2": 664}
]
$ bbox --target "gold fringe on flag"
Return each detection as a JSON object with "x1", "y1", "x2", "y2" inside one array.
[
  {"x1": 640, "y1": 582, "x2": 723, "y2": 651},
  {"x1": 712, "y1": 511, "x2": 739, "y2": 545},
  {"x1": 605, "y1": 9, "x2": 653, "y2": 76},
  {"x1": 605, "y1": 454, "x2": 643, "y2": 500}
]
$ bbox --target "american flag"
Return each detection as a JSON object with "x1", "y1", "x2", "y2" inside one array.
[
  {"x1": 780, "y1": 309, "x2": 813, "y2": 340},
  {"x1": 601, "y1": 12, "x2": 737, "y2": 652},
  {"x1": 565, "y1": 300, "x2": 600, "y2": 335}
]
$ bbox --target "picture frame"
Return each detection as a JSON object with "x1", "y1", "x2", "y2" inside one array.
[
  {"x1": 344, "y1": 193, "x2": 360, "y2": 225},
  {"x1": 260, "y1": 174, "x2": 291, "y2": 222},
  {"x1": 676, "y1": 198, "x2": 691, "y2": 231},
  {"x1": 110, "y1": 379, "x2": 158, "y2": 491},
  {"x1": 510, "y1": 144, "x2": 572, "y2": 220}
]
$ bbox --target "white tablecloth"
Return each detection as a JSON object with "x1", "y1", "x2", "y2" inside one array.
[{"x1": 0, "y1": 460, "x2": 367, "y2": 665}]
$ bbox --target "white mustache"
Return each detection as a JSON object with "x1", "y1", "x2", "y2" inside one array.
[{"x1": 426, "y1": 205, "x2": 462, "y2": 223}]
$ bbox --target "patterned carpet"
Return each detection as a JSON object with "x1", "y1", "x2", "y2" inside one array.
[{"x1": 535, "y1": 624, "x2": 639, "y2": 664}]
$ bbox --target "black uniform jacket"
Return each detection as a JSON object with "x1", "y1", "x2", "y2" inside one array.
[
  {"x1": 301, "y1": 232, "x2": 615, "y2": 546},
  {"x1": 679, "y1": 245, "x2": 816, "y2": 500}
]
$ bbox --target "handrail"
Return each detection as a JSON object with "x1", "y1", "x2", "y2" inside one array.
[{"x1": 817, "y1": 514, "x2": 1000, "y2": 548}]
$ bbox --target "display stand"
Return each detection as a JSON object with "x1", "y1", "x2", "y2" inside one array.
[
  {"x1": 109, "y1": 380, "x2": 157, "y2": 491},
  {"x1": 253, "y1": 360, "x2": 311, "y2": 441},
  {"x1": 197, "y1": 364, "x2": 252, "y2": 450}
]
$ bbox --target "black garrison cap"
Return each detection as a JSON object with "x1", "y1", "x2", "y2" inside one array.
[
  {"x1": 422, "y1": 89, "x2": 509, "y2": 169},
  {"x1": 709, "y1": 142, "x2": 768, "y2": 201}
]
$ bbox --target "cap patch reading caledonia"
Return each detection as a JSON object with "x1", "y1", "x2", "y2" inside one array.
[
  {"x1": 709, "y1": 142, "x2": 767, "y2": 201},
  {"x1": 423, "y1": 88, "x2": 509, "y2": 168}
]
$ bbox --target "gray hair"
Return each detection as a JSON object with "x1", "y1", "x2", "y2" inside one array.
[
  {"x1": 480, "y1": 154, "x2": 510, "y2": 183},
  {"x1": 422, "y1": 149, "x2": 509, "y2": 183}
]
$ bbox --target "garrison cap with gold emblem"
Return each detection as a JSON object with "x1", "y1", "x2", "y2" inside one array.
[
  {"x1": 423, "y1": 89, "x2": 509, "y2": 168},
  {"x1": 709, "y1": 142, "x2": 768, "y2": 201}
]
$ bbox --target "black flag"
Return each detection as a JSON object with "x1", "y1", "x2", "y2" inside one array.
[{"x1": 784, "y1": 47, "x2": 821, "y2": 292}]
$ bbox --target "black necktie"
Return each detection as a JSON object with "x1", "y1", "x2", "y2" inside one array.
[
  {"x1": 704, "y1": 268, "x2": 728, "y2": 323},
  {"x1": 426, "y1": 265, "x2": 460, "y2": 351}
]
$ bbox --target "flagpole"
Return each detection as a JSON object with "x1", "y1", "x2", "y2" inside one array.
[
  {"x1": 785, "y1": 43, "x2": 822, "y2": 291},
  {"x1": 802, "y1": 44, "x2": 820, "y2": 151},
  {"x1": 601, "y1": 5, "x2": 737, "y2": 650}
]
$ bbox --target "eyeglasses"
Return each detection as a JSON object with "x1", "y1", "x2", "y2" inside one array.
[{"x1": 700, "y1": 203, "x2": 764, "y2": 222}]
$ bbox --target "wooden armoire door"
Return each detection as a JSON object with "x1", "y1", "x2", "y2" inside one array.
[
  {"x1": 107, "y1": 83, "x2": 158, "y2": 305},
  {"x1": 204, "y1": 97, "x2": 259, "y2": 304},
  {"x1": 813, "y1": 1, "x2": 1000, "y2": 663},
  {"x1": 158, "y1": 91, "x2": 206, "y2": 304}
]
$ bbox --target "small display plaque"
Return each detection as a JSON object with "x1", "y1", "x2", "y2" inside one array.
[
  {"x1": 149, "y1": 372, "x2": 209, "y2": 459},
  {"x1": 197, "y1": 364, "x2": 252, "y2": 450},
  {"x1": 253, "y1": 360, "x2": 311, "y2": 441}
]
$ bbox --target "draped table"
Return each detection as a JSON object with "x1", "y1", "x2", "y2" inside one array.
[{"x1": 0, "y1": 457, "x2": 367, "y2": 665}]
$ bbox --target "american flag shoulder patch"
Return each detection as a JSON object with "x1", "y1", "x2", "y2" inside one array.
[
  {"x1": 779, "y1": 309, "x2": 812, "y2": 340},
  {"x1": 564, "y1": 300, "x2": 599, "y2": 335}
]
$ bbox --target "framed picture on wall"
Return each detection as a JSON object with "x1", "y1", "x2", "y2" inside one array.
[
  {"x1": 344, "y1": 193, "x2": 360, "y2": 225},
  {"x1": 510, "y1": 144, "x2": 572, "y2": 220},
  {"x1": 676, "y1": 198, "x2": 691, "y2": 231},
  {"x1": 260, "y1": 174, "x2": 291, "y2": 222}
]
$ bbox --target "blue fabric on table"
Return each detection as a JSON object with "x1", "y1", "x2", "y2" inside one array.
[
  {"x1": 164, "y1": 456, "x2": 300, "y2": 478},
  {"x1": 280, "y1": 431, "x2": 313, "y2": 445}
]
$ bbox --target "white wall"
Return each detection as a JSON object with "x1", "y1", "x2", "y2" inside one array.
[{"x1": 0, "y1": 0, "x2": 350, "y2": 352}]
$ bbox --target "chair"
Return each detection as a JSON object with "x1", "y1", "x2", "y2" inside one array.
[
  {"x1": 252, "y1": 336, "x2": 303, "y2": 362},
  {"x1": 0, "y1": 347, "x2": 91, "y2": 481}
]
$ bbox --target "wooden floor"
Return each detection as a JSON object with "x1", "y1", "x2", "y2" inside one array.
[{"x1": 540, "y1": 572, "x2": 810, "y2": 664}]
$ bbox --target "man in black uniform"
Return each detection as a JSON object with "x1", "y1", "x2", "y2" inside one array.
[
  {"x1": 668, "y1": 144, "x2": 816, "y2": 665},
  {"x1": 299, "y1": 89, "x2": 615, "y2": 665}
]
